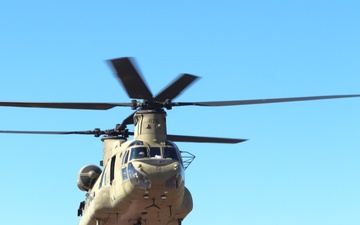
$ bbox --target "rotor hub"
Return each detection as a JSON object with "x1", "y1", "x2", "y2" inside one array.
[{"x1": 130, "y1": 99, "x2": 172, "y2": 110}]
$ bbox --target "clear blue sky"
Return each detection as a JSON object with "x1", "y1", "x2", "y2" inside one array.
[{"x1": 1, "y1": 1, "x2": 359, "y2": 225}]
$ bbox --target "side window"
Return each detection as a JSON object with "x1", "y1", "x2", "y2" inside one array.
[
  {"x1": 122, "y1": 151, "x2": 129, "y2": 165},
  {"x1": 100, "y1": 165, "x2": 107, "y2": 187},
  {"x1": 103, "y1": 172, "x2": 107, "y2": 186},
  {"x1": 110, "y1": 156, "x2": 116, "y2": 184},
  {"x1": 121, "y1": 167, "x2": 128, "y2": 180},
  {"x1": 121, "y1": 151, "x2": 129, "y2": 181},
  {"x1": 98, "y1": 170, "x2": 104, "y2": 189}
]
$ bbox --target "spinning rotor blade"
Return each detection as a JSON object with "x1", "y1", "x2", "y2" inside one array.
[
  {"x1": 109, "y1": 57, "x2": 153, "y2": 100},
  {"x1": 0, "y1": 101, "x2": 132, "y2": 110},
  {"x1": 125, "y1": 132, "x2": 245, "y2": 144},
  {"x1": 154, "y1": 74, "x2": 199, "y2": 102},
  {"x1": 173, "y1": 94, "x2": 360, "y2": 107},
  {"x1": 0, "y1": 130, "x2": 246, "y2": 144},
  {"x1": 120, "y1": 113, "x2": 137, "y2": 128},
  {"x1": 167, "y1": 134, "x2": 247, "y2": 144},
  {"x1": 0, "y1": 130, "x2": 100, "y2": 135}
]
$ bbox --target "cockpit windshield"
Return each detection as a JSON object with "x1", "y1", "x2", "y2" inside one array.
[
  {"x1": 163, "y1": 147, "x2": 180, "y2": 160},
  {"x1": 150, "y1": 147, "x2": 161, "y2": 159},
  {"x1": 127, "y1": 140, "x2": 181, "y2": 162},
  {"x1": 129, "y1": 147, "x2": 148, "y2": 160}
]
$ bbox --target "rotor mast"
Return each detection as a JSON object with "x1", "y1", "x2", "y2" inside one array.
[{"x1": 133, "y1": 109, "x2": 167, "y2": 143}]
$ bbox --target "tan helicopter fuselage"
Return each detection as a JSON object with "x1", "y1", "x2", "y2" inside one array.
[{"x1": 77, "y1": 110, "x2": 193, "y2": 225}]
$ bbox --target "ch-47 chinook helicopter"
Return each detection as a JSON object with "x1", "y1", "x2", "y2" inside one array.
[{"x1": 1, "y1": 57, "x2": 360, "y2": 225}]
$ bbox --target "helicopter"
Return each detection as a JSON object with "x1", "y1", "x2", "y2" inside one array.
[{"x1": 1, "y1": 57, "x2": 360, "y2": 225}]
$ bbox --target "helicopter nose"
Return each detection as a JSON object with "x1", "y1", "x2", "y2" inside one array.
[{"x1": 128, "y1": 160, "x2": 184, "y2": 190}]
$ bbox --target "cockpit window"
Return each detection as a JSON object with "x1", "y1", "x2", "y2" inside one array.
[
  {"x1": 163, "y1": 147, "x2": 180, "y2": 160},
  {"x1": 129, "y1": 147, "x2": 148, "y2": 160},
  {"x1": 126, "y1": 144, "x2": 181, "y2": 162},
  {"x1": 165, "y1": 140, "x2": 177, "y2": 147},
  {"x1": 128, "y1": 140, "x2": 144, "y2": 147},
  {"x1": 150, "y1": 147, "x2": 161, "y2": 159}
]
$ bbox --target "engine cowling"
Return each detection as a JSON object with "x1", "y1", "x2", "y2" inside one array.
[{"x1": 77, "y1": 164, "x2": 102, "y2": 191}]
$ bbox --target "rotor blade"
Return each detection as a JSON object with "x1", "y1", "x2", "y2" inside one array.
[
  {"x1": 154, "y1": 74, "x2": 199, "y2": 102},
  {"x1": 126, "y1": 132, "x2": 246, "y2": 143},
  {"x1": 166, "y1": 134, "x2": 247, "y2": 144},
  {"x1": 109, "y1": 57, "x2": 153, "y2": 100},
  {"x1": 173, "y1": 94, "x2": 360, "y2": 107},
  {"x1": 0, "y1": 101, "x2": 132, "y2": 110},
  {"x1": 114, "y1": 111, "x2": 136, "y2": 131},
  {"x1": 0, "y1": 130, "x2": 101, "y2": 135}
]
